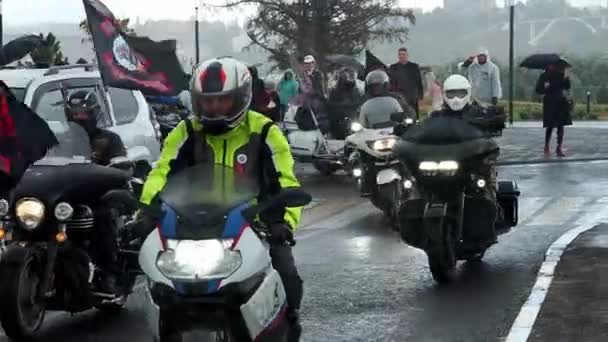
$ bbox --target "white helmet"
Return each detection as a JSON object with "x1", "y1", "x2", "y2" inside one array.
[
  {"x1": 190, "y1": 57, "x2": 252, "y2": 134},
  {"x1": 443, "y1": 74, "x2": 471, "y2": 111},
  {"x1": 303, "y1": 55, "x2": 315, "y2": 64}
]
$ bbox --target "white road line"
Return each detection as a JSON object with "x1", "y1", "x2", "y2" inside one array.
[
  {"x1": 526, "y1": 197, "x2": 589, "y2": 226},
  {"x1": 517, "y1": 197, "x2": 553, "y2": 225},
  {"x1": 297, "y1": 202, "x2": 376, "y2": 241},
  {"x1": 505, "y1": 207, "x2": 608, "y2": 342}
]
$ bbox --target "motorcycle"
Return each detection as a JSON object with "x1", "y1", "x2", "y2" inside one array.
[
  {"x1": 282, "y1": 100, "x2": 347, "y2": 176},
  {"x1": 345, "y1": 111, "x2": 416, "y2": 228},
  {"x1": 138, "y1": 163, "x2": 311, "y2": 341},
  {"x1": 394, "y1": 116, "x2": 520, "y2": 283},
  {"x1": 0, "y1": 124, "x2": 142, "y2": 340}
]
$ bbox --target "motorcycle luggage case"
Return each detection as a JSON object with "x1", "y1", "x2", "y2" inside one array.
[{"x1": 497, "y1": 181, "x2": 520, "y2": 227}]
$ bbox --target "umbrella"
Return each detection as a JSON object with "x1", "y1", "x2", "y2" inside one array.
[
  {"x1": 0, "y1": 35, "x2": 44, "y2": 66},
  {"x1": 520, "y1": 53, "x2": 571, "y2": 70},
  {"x1": 326, "y1": 54, "x2": 364, "y2": 71}
]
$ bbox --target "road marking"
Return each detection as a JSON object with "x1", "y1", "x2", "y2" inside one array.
[
  {"x1": 526, "y1": 196, "x2": 589, "y2": 226},
  {"x1": 505, "y1": 206, "x2": 608, "y2": 342},
  {"x1": 297, "y1": 202, "x2": 376, "y2": 241},
  {"x1": 517, "y1": 196, "x2": 553, "y2": 225}
]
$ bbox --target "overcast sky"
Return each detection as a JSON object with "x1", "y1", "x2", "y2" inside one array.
[{"x1": 2, "y1": 0, "x2": 605, "y2": 27}]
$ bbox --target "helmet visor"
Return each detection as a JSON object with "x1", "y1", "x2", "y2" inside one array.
[{"x1": 445, "y1": 89, "x2": 468, "y2": 99}]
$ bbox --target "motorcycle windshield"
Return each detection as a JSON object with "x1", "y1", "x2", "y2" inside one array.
[
  {"x1": 396, "y1": 117, "x2": 498, "y2": 162},
  {"x1": 35, "y1": 121, "x2": 92, "y2": 166},
  {"x1": 158, "y1": 164, "x2": 260, "y2": 239}
]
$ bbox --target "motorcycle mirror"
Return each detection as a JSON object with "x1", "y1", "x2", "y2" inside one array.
[{"x1": 390, "y1": 112, "x2": 406, "y2": 123}]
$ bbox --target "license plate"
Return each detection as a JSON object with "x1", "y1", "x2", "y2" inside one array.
[{"x1": 240, "y1": 270, "x2": 287, "y2": 339}]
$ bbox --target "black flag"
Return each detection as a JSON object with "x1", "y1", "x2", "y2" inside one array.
[
  {"x1": 82, "y1": 0, "x2": 188, "y2": 96},
  {"x1": 360, "y1": 49, "x2": 388, "y2": 81},
  {"x1": 0, "y1": 82, "x2": 58, "y2": 189}
]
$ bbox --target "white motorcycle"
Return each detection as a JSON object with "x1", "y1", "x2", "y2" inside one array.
[
  {"x1": 345, "y1": 112, "x2": 416, "y2": 227},
  {"x1": 138, "y1": 163, "x2": 311, "y2": 341},
  {"x1": 282, "y1": 103, "x2": 346, "y2": 175}
]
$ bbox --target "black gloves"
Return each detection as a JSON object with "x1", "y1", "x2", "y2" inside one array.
[{"x1": 269, "y1": 222, "x2": 296, "y2": 246}]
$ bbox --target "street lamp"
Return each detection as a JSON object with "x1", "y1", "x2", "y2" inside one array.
[
  {"x1": 507, "y1": 0, "x2": 515, "y2": 126},
  {"x1": 195, "y1": 5, "x2": 200, "y2": 65},
  {"x1": 0, "y1": 0, "x2": 4, "y2": 47}
]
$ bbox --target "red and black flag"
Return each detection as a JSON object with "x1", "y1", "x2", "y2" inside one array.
[
  {"x1": 0, "y1": 81, "x2": 58, "y2": 188},
  {"x1": 82, "y1": 0, "x2": 188, "y2": 96}
]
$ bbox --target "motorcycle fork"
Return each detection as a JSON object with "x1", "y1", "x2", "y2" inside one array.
[{"x1": 37, "y1": 242, "x2": 58, "y2": 299}]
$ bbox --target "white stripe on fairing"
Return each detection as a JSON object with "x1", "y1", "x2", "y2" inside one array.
[{"x1": 505, "y1": 204, "x2": 608, "y2": 342}]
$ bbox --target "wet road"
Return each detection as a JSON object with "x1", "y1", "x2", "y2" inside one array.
[{"x1": 3, "y1": 161, "x2": 608, "y2": 341}]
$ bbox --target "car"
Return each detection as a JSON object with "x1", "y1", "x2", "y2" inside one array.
[{"x1": 0, "y1": 64, "x2": 161, "y2": 165}]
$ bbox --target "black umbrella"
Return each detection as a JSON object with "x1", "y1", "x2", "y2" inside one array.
[
  {"x1": 520, "y1": 53, "x2": 571, "y2": 70},
  {"x1": 326, "y1": 54, "x2": 364, "y2": 70},
  {"x1": 0, "y1": 35, "x2": 44, "y2": 66}
]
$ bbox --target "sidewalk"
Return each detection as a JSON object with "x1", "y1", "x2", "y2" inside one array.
[
  {"x1": 528, "y1": 224, "x2": 608, "y2": 342},
  {"x1": 497, "y1": 125, "x2": 608, "y2": 164}
]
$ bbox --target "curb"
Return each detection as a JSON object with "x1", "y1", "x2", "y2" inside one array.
[{"x1": 504, "y1": 224, "x2": 599, "y2": 342}]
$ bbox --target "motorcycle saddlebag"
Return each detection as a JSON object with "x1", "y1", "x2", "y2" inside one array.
[
  {"x1": 398, "y1": 199, "x2": 428, "y2": 249},
  {"x1": 497, "y1": 180, "x2": 520, "y2": 227}
]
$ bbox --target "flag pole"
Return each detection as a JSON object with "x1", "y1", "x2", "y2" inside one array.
[{"x1": 195, "y1": 6, "x2": 200, "y2": 65}]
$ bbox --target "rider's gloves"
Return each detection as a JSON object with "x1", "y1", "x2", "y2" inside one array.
[{"x1": 269, "y1": 222, "x2": 295, "y2": 246}]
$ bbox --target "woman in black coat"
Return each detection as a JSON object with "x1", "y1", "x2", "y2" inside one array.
[{"x1": 536, "y1": 64, "x2": 572, "y2": 157}]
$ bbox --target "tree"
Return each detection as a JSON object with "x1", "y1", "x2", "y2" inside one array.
[
  {"x1": 80, "y1": 17, "x2": 136, "y2": 43},
  {"x1": 30, "y1": 33, "x2": 65, "y2": 67},
  {"x1": 216, "y1": 0, "x2": 415, "y2": 69}
]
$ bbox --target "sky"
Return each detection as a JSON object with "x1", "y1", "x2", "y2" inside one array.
[{"x1": 2, "y1": 0, "x2": 605, "y2": 27}]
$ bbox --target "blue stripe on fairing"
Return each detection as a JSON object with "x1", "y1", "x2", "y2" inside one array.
[
  {"x1": 159, "y1": 203, "x2": 177, "y2": 238},
  {"x1": 172, "y1": 280, "x2": 220, "y2": 295},
  {"x1": 222, "y1": 201, "x2": 251, "y2": 238}
]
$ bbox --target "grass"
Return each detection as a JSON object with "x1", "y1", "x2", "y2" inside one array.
[{"x1": 419, "y1": 98, "x2": 608, "y2": 120}]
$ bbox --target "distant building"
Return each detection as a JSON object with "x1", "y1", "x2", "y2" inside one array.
[{"x1": 444, "y1": 0, "x2": 496, "y2": 12}]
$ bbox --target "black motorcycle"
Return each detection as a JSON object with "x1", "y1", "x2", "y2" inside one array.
[
  {"x1": 0, "y1": 124, "x2": 141, "y2": 340},
  {"x1": 394, "y1": 116, "x2": 520, "y2": 283}
]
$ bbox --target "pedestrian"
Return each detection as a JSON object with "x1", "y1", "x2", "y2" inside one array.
[
  {"x1": 388, "y1": 47, "x2": 424, "y2": 119},
  {"x1": 425, "y1": 71, "x2": 444, "y2": 113},
  {"x1": 248, "y1": 65, "x2": 270, "y2": 114},
  {"x1": 536, "y1": 64, "x2": 572, "y2": 157},
  {"x1": 302, "y1": 55, "x2": 326, "y2": 100},
  {"x1": 460, "y1": 47, "x2": 502, "y2": 106},
  {"x1": 277, "y1": 70, "x2": 299, "y2": 120}
]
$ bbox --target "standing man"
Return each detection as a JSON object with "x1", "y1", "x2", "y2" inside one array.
[
  {"x1": 388, "y1": 47, "x2": 424, "y2": 119},
  {"x1": 460, "y1": 47, "x2": 502, "y2": 106},
  {"x1": 302, "y1": 55, "x2": 326, "y2": 99}
]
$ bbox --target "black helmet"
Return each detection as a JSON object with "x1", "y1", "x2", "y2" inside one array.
[
  {"x1": 66, "y1": 90, "x2": 100, "y2": 115},
  {"x1": 66, "y1": 90, "x2": 101, "y2": 132}
]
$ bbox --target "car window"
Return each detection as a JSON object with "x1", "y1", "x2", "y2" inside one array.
[
  {"x1": 31, "y1": 84, "x2": 113, "y2": 128},
  {"x1": 9, "y1": 88, "x2": 25, "y2": 102},
  {"x1": 109, "y1": 87, "x2": 139, "y2": 125},
  {"x1": 31, "y1": 89, "x2": 66, "y2": 122}
]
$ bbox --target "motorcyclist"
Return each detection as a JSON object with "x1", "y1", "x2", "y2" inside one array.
[
  {"x1": 65, "y1": 90, "x2": 127, "y2": 165},
  {"x1": 138, "y1": 57, "x2": 305, "y2": 341},
  {"x1": 328, "y1": 67, "x2": 364, "y2": 139},
  {"x1": 65, "y1": 90, "x2": 127, "y2": 294},
  {"x1": 359, "y1": 69, "x2": 414, "y2": 128},
  {"x1": 429, "y1": 74, "x2": 505, "y2": 201}
]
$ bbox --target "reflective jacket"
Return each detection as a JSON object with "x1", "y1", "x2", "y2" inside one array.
[{"x1": 140, "y1": 110, "x2": 302, "y2": 230}]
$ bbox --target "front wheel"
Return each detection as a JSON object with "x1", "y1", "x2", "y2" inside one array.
[
  {"x1": 157, "y1": 313, "x2": 237, "y2": 342},
  {"x1": 0, "y1": 251, "x2": 46, "y2": 340},
  {"x1": 427, "y1": 221, "x2": 457, "y2": 283}
]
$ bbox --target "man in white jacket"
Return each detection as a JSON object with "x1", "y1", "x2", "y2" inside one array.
[{"x1": 460, "y1": 47, "x2": 502, "y2": 106}]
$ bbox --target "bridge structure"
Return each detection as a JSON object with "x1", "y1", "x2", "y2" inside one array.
[{"x1": 500, "y1": 15, "x2": 608, "y2": 46}]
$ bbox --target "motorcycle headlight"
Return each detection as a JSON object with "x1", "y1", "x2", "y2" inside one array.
[
  {"x1": 54, "y1": 202, "x2": 74, "y2": 221},
  {"x1": 419, "y1": 161, "x2": 460, "y2": 176},
  {"x1": 351, "y1": 122, "x2": 363, "y2": 132},
  {"x1": 372, "y1": 138, "x2": 397, "y2": 152},
  {"x1": 156, "y1": 239, "x2": 242, "y2": 281},
  {"x1": 16, "y1": 198, "x2": 45, "y2": 230},
  {"x1": 405, "y1": 118, "x2": 414, "y2": 125}
]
